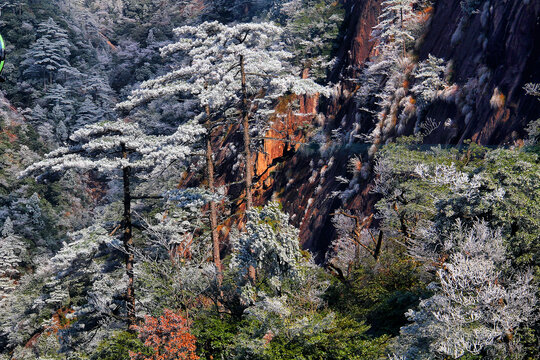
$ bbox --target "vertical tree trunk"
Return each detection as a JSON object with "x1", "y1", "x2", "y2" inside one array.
[
  {"x1": 400, "y1": 8, "x2": 405, "y2": 57},
  {"x1": 240, "y1": 54, "x2": 253, "y2": 210},
  {"x1": 373, "y1": 230, "x2": 384, "y2": 262},
  {"x1": 205, "y1": 105, "x2": 222, "y2": 286},
  {"x1": 240, "y1": 55, "x2": 256, "y2": 284},
  {"x1": 121, "y1": 142, "x2": 136, "y2": 328}
]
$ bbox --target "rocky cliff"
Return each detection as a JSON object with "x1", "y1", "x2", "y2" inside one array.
[
  {"x1": 249, "y1": 0, "x2": 540, "y2": 259},
  {"x1": 420, "y1": 0, "x2": 540, "y2": 145}
]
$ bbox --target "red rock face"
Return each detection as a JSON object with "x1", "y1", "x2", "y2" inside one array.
[
  {"x1": 253, "y1": 69, "x2": 320, "y2": 197},
  {"x1": 254, "y1": 0, "x2": 384, "y2": 258},
  {"x1": 420, "y1": 0, "x2": 540, "y2": 145},
  {"x1": 330, "y1": 0, "x2": 382, "y2": 82},
  {"x1": 209, "y1": 0, "x2": 540, "y2": 260}
]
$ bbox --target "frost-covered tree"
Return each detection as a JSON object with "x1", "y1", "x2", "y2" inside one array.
[
  {"x1": 133, "y1": 191, "x2": 221, "y2": 314},
  {"x1": 394, "y1": 221, "x2": 537, "y2": 359},
  {"x1": 524, "y1": 83, "x2": 540, "y2": 144},
  {"x1": 278, "y1": 0, "x2": 345, "y2": 80},
  {"x1": 21, "y1": 120, "x2": 205, "y2": 327},
  {"x1": 120, "y1": 21, "x2": 325, "y2": 210},
  {"x1": 327, "y1": 212, "x2": 384, "y2": 280},
  {"x1": 230, "y1": 202, "x2": 301, "y2": 303},
  {"x1": 0, "y1": 218, "x2": 26, "y2": 299},
  {"x1": 74, "y1": 95, "x2": 105, "y2": 130},
  {"x1": 206, "y1": 0, "x2": 276, "y2": 21},
  {"x1": 372, "y1": 0, "x2": 416, "y2": 56},
  {"x1": 372, "y1": 142, "x2": 540, "y2": 358},
  {"x1": 21, "y1": 18, "x2": 73, "y2": 87},
  {"x1": 411, "y1": 55, "x2": 448, "y2": 105},
  {"x1": 119, "y1": 21, "x2": 326, "y2": 280},
  {"x1": 43, "y1": 84, "x2": 75, "y2": 115}
]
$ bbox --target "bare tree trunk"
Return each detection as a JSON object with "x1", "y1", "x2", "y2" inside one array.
[
  {"x1": 401, "y1": 8, "x2": 405, "y2": 57},
  {"x1": 373, "y1": 230, "x2": 384, "y2": 262},
  {"x1": 121, "y1": 142, "x2": 136, "y2": 328},
  {"x1": 240, "y1": 54, "x2": 253, "y2": 210},
  {"x1": 240, "y1": 55, "x2": 256, "y2": 284},
  {"x1": 205, "y1": 105, "x2": 222, "y2": 286}
]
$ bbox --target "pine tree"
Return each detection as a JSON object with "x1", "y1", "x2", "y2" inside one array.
[
  {"x1": 0, "y1": 218, "x2": 26, "y2": 299},
  {"x1": 371, "y1": 0, "x2": 416, "y2": 56},
  {"x1": 119, "y1": 21, "x2": 326, "y2": 210},
  {"x1": 22, "y1": 120, "x2": 205, "y2": 327},
  {"x1": 21, "y1": 18, "x2": 73, "y2": 87},
  {"x1": 230, "y1": 202, "x2": 301, "y2": 302},
  {"x1": 411, "y1": 55, "x2": 448, "y2": 104},
  {"x1": 75, "y1": 95, "x2": 104, "y2": 130},
  {"x1": 278, "y1": 0, "x2": 345, "y2": 81},
  {"x1": 394, "y1": 221, "x2": 536, "y2": 359},
  {"x1": 119, "y1": 21, "x2": 325, "y2": 283},
  {"x1": 51, "y1": 104, "x2": 69, "y2": 142}
]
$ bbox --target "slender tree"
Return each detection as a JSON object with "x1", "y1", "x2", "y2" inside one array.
[
  {"x1": 119, "y1": 21, "x2": 326, "y2": 281},
  {"x1": 21, "y1": 120, "x2": 205, "y2": 327},
  {"x1": 120, "y1": 21, "x2": 326, "y2": 212},
  {"x1": 0, "y1": 218, "x2": 26, "y2": 299},
  {"x1": 371, "y1": 0, "x2": 416, "y2": 56}
]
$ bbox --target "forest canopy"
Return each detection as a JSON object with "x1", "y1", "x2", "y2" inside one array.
[{"x1": 0, "y1": 0, "x2": 538, "y2": 359}]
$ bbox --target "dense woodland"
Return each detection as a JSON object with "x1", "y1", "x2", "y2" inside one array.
[{"x1": 0, "y1": 0, "x2": 538, "y2": 359}]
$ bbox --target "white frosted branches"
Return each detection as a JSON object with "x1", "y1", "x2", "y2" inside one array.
[
  {"x1": 230, "y1": 202, "x2": 301, "y2": 301},
  {"x1": 117, "y1": 21, "x2": 327, "y2": 114},
  {"x1": 371, "y1": 0, "x2": 415, "y2": 52},
  {"x1": 411, "y1": 55, "x2": 449, "y2": 104},
  {"x1": 395, "y1": 221, "x2": 537, "y2": 359},
  {"x1": 21, "y1": 120, "x2": 205, "y2": 179}
]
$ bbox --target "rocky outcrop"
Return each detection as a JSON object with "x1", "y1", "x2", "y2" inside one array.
[
  {"x1": 254, "y1": 0, "x2": 383, "y2": 258},
  {"x1": 420, "y1": 0, "x2": 540, "y2": 145},
  {"x1": 212, "y1": 0, "x2": 540, "y2": 259}
]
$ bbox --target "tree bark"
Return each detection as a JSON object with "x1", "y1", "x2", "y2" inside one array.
[
  {"x1": 121, "y1": 142, "x2": 136, "y2": 328},
  {"x1": 373, "y1": 230, "x2": 383, "y2": 262},
  {"x1": 205, "y1": 105, "x2": 222, "y2": 286},
  {"x1": 240, "y1": 55, "x2": 256, "y2": 284},
  {"x1": 240, "y1": 54, "x2": 253, "y2": 210}
]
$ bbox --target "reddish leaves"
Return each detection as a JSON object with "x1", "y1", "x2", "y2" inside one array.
[{"x1": 130, "y1": 309, "x2": 199, "y2": 360}]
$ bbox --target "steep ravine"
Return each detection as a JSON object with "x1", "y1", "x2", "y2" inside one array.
[
  {"x1": 420, "y1": 0, "x2": 540, "y2": 145},
  {"x1": 250, "y1": 0, "x2": 540, "y2": 259}
]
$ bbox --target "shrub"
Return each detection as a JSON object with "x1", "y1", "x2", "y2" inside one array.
[{"x1": 130, "y1": 309, "x2": 199, "y2": 360}]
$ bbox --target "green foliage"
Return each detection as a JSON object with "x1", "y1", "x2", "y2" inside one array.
[
  {"x1": 263, "y1": 316, "x2": 390, "y2": 360},
  {"x1": 191, "y1": 314, "x2": 244, "y2": 359},
  {"x1": 326, "y1": 250, "x2": 426, "y2": 336},
  {"x1": 375, "y1": 142, "x2": 540, "y2": 277},
  {"x1": 91, "y1": 331, "x2": 152, "y2": 360},
  {"x1": 280, "y1": 0, "x2": 345, "y2": 80},
  {"x1": 375, "y1": 140, "x2": 539, "y2": 358}
]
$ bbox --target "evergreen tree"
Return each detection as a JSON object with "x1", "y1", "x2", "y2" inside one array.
[
  {"x1": 0, "y1": 218, "x2": 26, "y2": 299},
  {"x1": 393, "y1": 221, "x2": 536, "y2": 359},
  {"x1": 372, "y1": 0, "x2": 416, "y2": 55},
  {"x1": 230, "y1": 202, "x2": 301, "y2": 302},
  {"x1": 278, "y1": 0, "x2": 345, "y2": 81},
  {"x1": 21, "y1": 18, "x2": 73, "y2": 87},
  {"x1": 22, "y1": 119, "x2": 205, "y2": 327},
  {"x1": 119, "y1": 21, "x2": 325, "y2": 284},
  {"x1": 75, "y1": 95, "x2": 104, "y2": 130},
  {"x1": 120, "y1": 21, "x2": 326, "y2": 210}
]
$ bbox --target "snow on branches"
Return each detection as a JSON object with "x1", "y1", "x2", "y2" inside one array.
[
  {"x1": 21, "y1": 120, "x2": 205, "y2": 180},
  {"x1": 394, "y1": 221, "x2": 537, "y2": 359},
  {"x1": 117, "y1": 21, "x2": 328, "y2": 114},
  {"x1": 230, "y1": 202, "x2": 301, "y2": 303}
]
